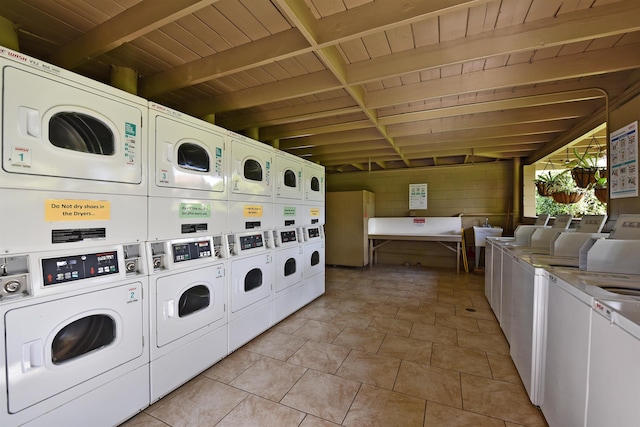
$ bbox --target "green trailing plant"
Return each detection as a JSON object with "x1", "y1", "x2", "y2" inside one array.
[
  {"x1": 593, "y1": 169, "x2": 607, "y2": 189},
  {"x1": 568, "y1": 147, "x2": 602, "y2": 169}
]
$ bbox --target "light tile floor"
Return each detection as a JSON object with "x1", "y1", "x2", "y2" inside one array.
[{"x1": 122, "y1": 265, "x2": 548, "y2": 427}]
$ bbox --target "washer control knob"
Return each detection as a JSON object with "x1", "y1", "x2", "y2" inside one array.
[
  {"x1": 125, "y1": 260, "x2": 137, "y2": 273},
  {"x1": 4, "y1": 280, "x2": 21, "y2": 293},
  {"x1": 153, "y1": 257, "x2": 162, "y2": 269}
]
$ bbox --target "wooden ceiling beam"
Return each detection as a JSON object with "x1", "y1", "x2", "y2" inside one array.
[
  {"x1": 51, "y1": 0, "x2": 220, "y2": 69},
  {"x1": 278, "y1": 128, "x2": 384, "y2": 150},
  {"x1": 262, "y1": 119, "x2": 373, "y2": 141}
]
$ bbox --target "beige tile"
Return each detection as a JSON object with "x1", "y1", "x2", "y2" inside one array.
[
  {"x1": 145, "y1": 376, "x2": 247, "y2": 426},
  {"x1": 359, "y1": 302, "x2": 400, "y2": 318},
  {"x1": 394, "y1": 360, "x2": 462, "y2": 408},
  {"x1": 461, "y1": 373, "x2": 547, "y2": 426},
  {"x1": 330, "y1": 311, "x2": 374, "y2": 330},
  {"x1": 202, "y1": 349, "x2": 263, "y2": 384},
  {"x1": 454, "y1": 305, "x2": 497, "y2": 321},
  {"x1": 431, "y1": 343, "x2": 492, "y2": 378},
  {"x1": 287, "y1": 340, "x2": 351, "y2": 374},
  {"x1": 424, "y1": 401, "x2": 506, "y2": 427},
  {"x1": 409, "y1": 322, "x2": 458, "y2": 346},
  {"x1": 336, "y1": 350, "x2": 401, "y2": 389},
  {"x1": 332, "y1": 327, "x2": 385, "y2": 353},
  {"x1": 435, "y1": 313, "x2": 480, "y2": 332},
  {"x1": 271, "y1": 316, "x2": 309, "y2": 334},
  {"x1": 395, "y1": 307, "x2": 436, "y2": 325},
  {"x1": 297, "y1": 305, "x2": 341, "y2": 322},
  {"x1": 367, "y1": 316, "x2": 412, "y2": 337},
  {"x1": 300, "y1": 415, "x2": 342, "y2": 426},
  {"x1": 244, "y1": 330, "x2": 307, "y2": 360},
  {"x1": 487, "y1": 353, "x2": 522, "y2": 384},
  {"x1": 281, "y1": 370, "x2": 361, "y2": 424},
  {"x1": 120, "y1": 412, "x2": 168, "y2": 427},
  {"x1": 457, "y1": 328, "x2": 510, "y2": 356},
  {"x1": 438, "y1": 294, "x2": 474, "y2": 306},
  {"x1": 217, "y1": 394, "x2": 305, "y2": 427},
  {"x1": 386, "y1": 295, "x2": 421, "y2": 307},
  {"x1": 230, "y1": 356, "x2": 307, "y2": 401},
  {"x1": 329, "y1": 298, "x2": 367, "y2": 313},
  {"x1": 418, "y1": 300, "x2": 456, "y2": 314},
  {"x1": 377, "y1": 334, "x2": 432, "y2": 365},
  {"x1": 477, "y1": 318, "x2": 504, "y2": 335},
  {"x1": 293, "y1": 319, "x2": 344, "y2": 343},
  {"x1": 342, "y1": 384, "x2": 426, "y2": 427}
]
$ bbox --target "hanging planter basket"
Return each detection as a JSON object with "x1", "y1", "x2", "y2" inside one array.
[
  {"x1": 594, "y1": 187, "x2": 608, "y2": 203},
  {"x1": 535, "y1": 181, "x2": 552, "y2": 197},
  {"x1": 571, "y1": 167, "x2": 598, "y2": 189},
  {"x1": 551, "y1": 192, "x2": 584, "y2": 204}
]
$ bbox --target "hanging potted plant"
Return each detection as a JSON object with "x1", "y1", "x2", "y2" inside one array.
[
  {"x1": 569, "y1": 144, "x2": 605, "y2": 189},
  {"x1": 593, "y1": 169, "x2": 608, "y2": 204},
  {"x1": 550, "y1": 172, "x2": 585, "y2": 204},
  {"x1": 534, "y1": 169, "x2": 567, "y2": 197}
]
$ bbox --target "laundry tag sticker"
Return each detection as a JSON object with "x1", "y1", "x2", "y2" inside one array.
[
  {"x1": 45, "y1": 199, "x2": 111, "y2": 222},
  {"x1": 11, "y1": 146, "x2": 31, "y2": 167},
  {"x1": 244, "y1": 205, "x2": 263, "y2": 217},
  {"x1": 309, "y1": 207, "x2": 321, "y2": 217},
  {"x1": 283, "y1": 206, "x2": 296, "y2": 217},
  {"x1": 127, "y1": 286, "x2": 140, "y2": 304},
  {"x1": 179, "y1": 202, "x2": 211, "y2": 218}
]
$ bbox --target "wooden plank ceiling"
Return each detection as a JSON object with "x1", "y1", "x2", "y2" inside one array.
[{"x1": 3, "y1": 0, "x2": 640, "y2": 173}]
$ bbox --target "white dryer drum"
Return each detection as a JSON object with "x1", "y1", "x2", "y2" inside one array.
[
  {"x1": 4, "y1": 281, "x2": 145, "y2": 414},
  {"x1": 275, "y1": 245, "x2": 304, "y2": 293},
  {"x1": 153, "y1": 264, "x2": 226, "y2": 349},
  {"x1": 274, "y1": 152, "x2": 303, "y2": 202},
  {"x1": 228, "y1": 136, "x2": 273, "y2": 200},
  {"x1": 304, "y1": 240, "x2": 325, "y2": 279},
  {"x1": 303, "y1": 162, "x2": 325, "y2": 204},
  {"x1": 229, "y1": 253, "x2": 273, "y2": 314},
  {"x1": 2, "y1": 65, "x2": 146, "y2": 194}
]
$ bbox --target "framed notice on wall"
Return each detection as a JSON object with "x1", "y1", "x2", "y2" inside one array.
[
  {"x1": 409, "y1": 183, "x2": 428, "y2": 209},
  {"x1": 610, "y1": 121, "x2": 638, "y2": 199}
]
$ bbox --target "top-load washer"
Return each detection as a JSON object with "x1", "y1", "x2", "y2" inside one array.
[
  {"x1": 0, "y1": 47, "x2": 148, "y2": 253},
  {"x1": 227, "y1": 131, "x2": 274, "y2": 203},
  {"x1": 147, "y1": 102, "x2": 227, "y2": 241},
  {"x1": 0, "y1": 242, "x2": 149, "y2": 426}
]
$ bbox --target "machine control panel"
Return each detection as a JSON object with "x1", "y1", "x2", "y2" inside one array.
[
  {"x1": 172, "y1": 240, "x2": 212, "y2": 263},
  {"x1": 42, "y1": 251, "x2": 119, "y2": 286},
  {"x1": 239, "y1": 234, "x2": 263, "y2": 251},
  {"x1": 280, "y1": 230, "x2": 297, "y2": 243},
  {"x1": 308, "y1": 227, "x2": 320, "y2": 239}
]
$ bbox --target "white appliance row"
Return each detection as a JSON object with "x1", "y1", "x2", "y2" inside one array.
[
  {"x1": 485, "y1": 216, "x2": 640, "y2": 426},
  {"x1": 0, "y1": 46, "x2": 326, "y2": 426}
]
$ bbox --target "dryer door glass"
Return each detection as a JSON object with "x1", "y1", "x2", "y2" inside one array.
[
  {"x1": 310, "y1": 176, "x2": 320, "y2": 192},
  {"x1": 284, "y1": 169, "x2": 297, "y2": 188},
  {"x1": 245, "y1": 268, "x2": 263, "y2": 291},
  {"x1": 178, "y1": 143, "x2": 210, "y2": 172},
  {"x1": 244, "y1": 159, "x2": 263, "y2": 182},
  {"x1": 49, "y1": 112, "x2": 115, "y2": 154},
  {"x1": 178, "y1": 284, "x2": 211, "y2": 317},
  {"x1": 284, "y1": 258, "x2": 297, "y2": 276},
  {"x1": 311, "y1": 251, "x2": 320, "y2": 266},
  {"x1": 51, "y1": 314, "x2": 115, "y2": 364}
]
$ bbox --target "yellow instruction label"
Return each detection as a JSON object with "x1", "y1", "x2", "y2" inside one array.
[
  {"x1": 244, "y1": 205, "x2": 263, "y2": 217},
  {"x1": 310, "y1": 207, "x2": 321, "y2": 217},
  {"x1": 45, "y1": 199, "x2": 111, "y2": 222}
]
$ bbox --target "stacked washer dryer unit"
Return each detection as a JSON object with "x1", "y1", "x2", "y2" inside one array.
[
  {"x1": 301, "y1": 159, "x2": 326, "y2": 305},
  {"x1": 226, "y1": 131, "x2": 276, "y2": 352},
  {"x1": 146, "y1": 102, "x2": 229, "y2": 402},
  {"x1": 0, "y1": 47, "x2": 150, "y2": 426},
  {"x1": 273, "y1": 151, "x2": 305, "y2": 322}
]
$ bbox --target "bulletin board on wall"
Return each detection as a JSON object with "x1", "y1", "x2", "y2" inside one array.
[
  {"x1": 610, "y1": 121, "x2": 638, "y2": 199},
  {"x1": 409, "y1": 183, "x2": 428, "y2": 210}
]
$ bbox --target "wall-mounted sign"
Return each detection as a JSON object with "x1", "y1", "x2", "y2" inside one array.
[
  {"x1": 610, "y1": 121, "x2": 638, "y2": 199},
  {"x1": 409, "y1": 183, "x2": 428, "y2": 209}
]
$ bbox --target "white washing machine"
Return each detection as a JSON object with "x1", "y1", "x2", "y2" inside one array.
[
  {"x1": 227, "y1": 131, "x2": 274, "y2": 203},
  {"x1": 303, "y1": 159, "x2": 325, "y2": 206},
  {"x1": 226, "y1": 230, "x2": 274, "y2": 352},
  {"x1": 273, "y1": 227, "x2": 305, "y2": 323},
  {"x1": 146, "y1": 235, "x2": 228, "y2": 402},
  {"x1": 302, "y1": 224, "x2": 326, "y2": 305},
  {"x1": 0, "y1": 47, "x2": 148, "y2": 253},
  {"x1": 147, "y1": 102, "x2": 228, "y2": 241},
  {"x1": 0, "y1": 243, "x2": 149, "y2": 426}
]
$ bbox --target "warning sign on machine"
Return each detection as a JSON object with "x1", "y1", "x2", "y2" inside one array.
[{"x1": 45, "y1": 199, "x2": 111, "y2": 222}]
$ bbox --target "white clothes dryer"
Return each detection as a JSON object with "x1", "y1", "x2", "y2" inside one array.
[
  {"x1": 301, "y1": 225, "x2": 326, "y2": 305},
  {"x1": 226, "y1": 230, "x2": 274, "y2": 352},
  {"x1": 274, "y1": 151, "x2": 303, "y2": 203},
  {"x1": 146, "y1": 236, "x2": 228, "y2": 402},
  {"x1": 0, "y1": 243, "x2": 149, "y2": 427},
  {"x1": 273, "y1": 227, "x2": 304, "y2": 323},
  {"x1": 302, "y1": 159, "x2": 325, "y2": 206},
  {"x1": 0, "y1": 47, "x2": 148, "y2": 253},
  {"x1": 227, "y1": 131, "x2": 274, "y2": 203}
]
